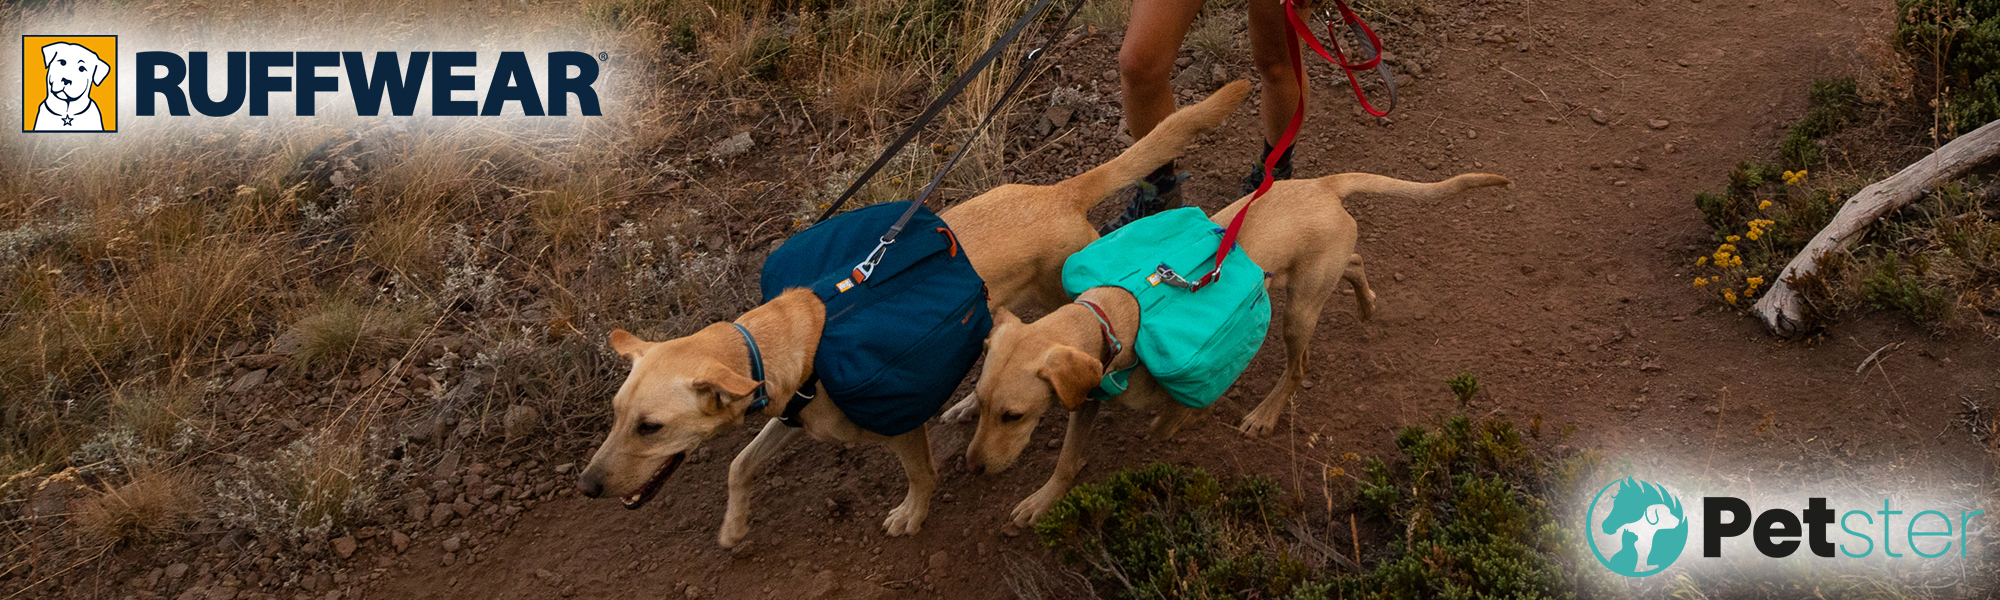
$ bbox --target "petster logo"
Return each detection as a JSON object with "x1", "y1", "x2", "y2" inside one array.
[
  {"x1": 1586, "y1": 477, "x2": 1690, "y2": 577},
  {"x1": 23, "y1": 35, "x2": 117, "y2": 132}
]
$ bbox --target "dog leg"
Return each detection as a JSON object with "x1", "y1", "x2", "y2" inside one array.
[
  {"x1": 1011, "y1": 401, "x2": 1101, "y2": 527},
  {"x1": 1240, "y1": 267, "x2": 1338, "y2": 437},
  {"x1": 1344, "y1": 253, "x2": 1376, "y2": 321},
  {"x1": 720, "y1": 419, "x2": 803, "y2": 547},
  {"x1": 882, "y1": 426, "x2": 938, "y2": 537},
  {"x1": 941, "y1": 393, "x2": 979, "y2": 423},
  {"x1": 1148, "y1": 403, "x2": 1204, "y2": 439}
]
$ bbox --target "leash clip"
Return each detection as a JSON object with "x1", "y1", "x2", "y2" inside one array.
[
  {"x1": 851, "y1": 236, "x2": 894, "y2": 282},
  {"x1": 1154, "y1": 264, "x2": 1208, "y2": 291}
]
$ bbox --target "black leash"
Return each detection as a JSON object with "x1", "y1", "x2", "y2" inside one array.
[
  {"x1": 812, "y1": 0, "x2": 1078, "y2": 226},
  {"x1": 844, "y1": 0, "x2": 1086, "y2": 283}
]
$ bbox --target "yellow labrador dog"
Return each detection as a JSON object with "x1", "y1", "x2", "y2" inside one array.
[
  {"x1": 575, "y1": 81, "x2": 1251, "y2": 547},
  {"x1": 964, "y1": 172, "x2": 1510, "y2": 525}
]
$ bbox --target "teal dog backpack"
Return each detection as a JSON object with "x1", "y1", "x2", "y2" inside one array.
[
  {"x1": 760, "y1": 201, "x2": 991, "y2": 436},
  {"x1": 1061, "y1": 207, "x2": 1271, "y2": 408}
]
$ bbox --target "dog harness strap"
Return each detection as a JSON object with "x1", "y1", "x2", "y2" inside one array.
[
  {"x1": 730, "y1": 323, "x2": 774, "y2": 416},
  {"x1": 778, "y1": 374, "x2": 816, "y2": 428},
  {"x1": 1073, "y1": 299, "x2": 1124, "y2": 369}
]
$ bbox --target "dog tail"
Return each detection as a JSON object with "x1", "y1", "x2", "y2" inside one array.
[
  {"x1": 1058, "y1": 80, "x2": 1251, "y2": 211},
  {"x1": 1320, "y1": 172, "x2": 1512, "y2": 202}
]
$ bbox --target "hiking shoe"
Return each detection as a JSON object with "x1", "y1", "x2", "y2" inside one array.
[
  {"x1": 1239, "y1": 145, "x2": 1296, "y2": 197},
  {"x1": 1099, "y1": 173, "x2": 1188, "y2": 235}
]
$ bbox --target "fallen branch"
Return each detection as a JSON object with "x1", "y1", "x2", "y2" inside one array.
[{"x1": 1752, "y1": 119, "x2": 2000, "y2": 338}]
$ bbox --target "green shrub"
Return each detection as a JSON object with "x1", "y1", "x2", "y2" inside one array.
[
  {"x1": 1897, "y1": 0, "x2": 2000, "y2": 137},
  {"x1": 1037, "y1": 415, "x2": 1610, "y2": 599}
]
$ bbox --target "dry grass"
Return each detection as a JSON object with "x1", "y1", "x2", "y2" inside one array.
[
  {"x1": 290, "y1": 298, "x2": 428, "y2": 375},
  {"x1": 72, "y1": 469, "x2": 197, "y2": 545},
  {"x1": 0, "y1": 0, "x2": 1053, "y2": 579}
]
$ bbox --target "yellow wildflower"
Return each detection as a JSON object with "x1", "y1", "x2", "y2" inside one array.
[
  {"x1": 1730, "y1": 255, "x2": 1744, "y2": 267},
  {"x1": 1725, "y1": 235, "x2": 1741, "y2": 243},
  {"x1": 1693, "y1": 277, "x2": 1708, "y2": 287},
  {"x1": 1759, "y1": 200, "x2": 1773, "y2": 210},
  {"x1": 1723, "y1": 289, "x2": 1738, "y2": 304},
  {"x1": 1718, "y1": 244, "x2": 1737, "y2": 253},
  {"x1": 1746, "y1": 230, "x2": 1761, "y2": 241},
  {"x1": 1696, "y1": 256, "x2": 1709, "y2": 266},
  {"x1": 1746, "y1": 277, "x2": 1765, "y2": 287}
]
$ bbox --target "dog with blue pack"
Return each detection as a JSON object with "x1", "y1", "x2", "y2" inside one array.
[
  {"x1": 572, "y1": 83, "x2": 1251, "y2": 548},
  {"x1": 965, "y1": 171, "x2": 1509, "y2": 526}
]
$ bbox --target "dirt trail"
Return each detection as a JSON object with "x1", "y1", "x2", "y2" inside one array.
[{"x1": 366, "y1": 0, "x2": 1998, "y2": 597}]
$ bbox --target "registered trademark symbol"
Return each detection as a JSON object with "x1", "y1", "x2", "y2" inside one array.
[{"x1": 598, "y1": 52, "x2": 609, "y2": 61}]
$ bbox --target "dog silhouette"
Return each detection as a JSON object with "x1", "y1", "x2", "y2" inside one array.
[
  {"x1": 34, "y1": 42, "x2": 109, "y2": 131},
  {"x1": 1613, "y1": 503, "x2": 1683, "y2": 572}
]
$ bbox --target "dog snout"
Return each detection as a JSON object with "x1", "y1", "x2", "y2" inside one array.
[
  {"x1": 575, "y1": 472, "x2": 604, "y2": 498},
  {"x1": 59, "y1": 78, "x2": 71, "y2": 86}
]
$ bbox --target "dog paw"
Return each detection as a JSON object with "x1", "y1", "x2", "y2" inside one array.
[
  {"x1": 718, "y1": 515, "x2": 751, "y2": 548},
  {"x1": 941, "y1": 394, "x2": 979, "y2": 423},
  {"x1": 1238, "y1": 412, "x2": 1280, "y2": 437},
  {"x1": 1010, "y1": 490, "x2": 1060, "y2": 528},
  {"x1": 884, "y1": 502, "x2": 927, "y2": 537}
]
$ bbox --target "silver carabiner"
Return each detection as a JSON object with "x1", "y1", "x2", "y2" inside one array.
[{"x1": 851, "y1": 237, "x2": 894, "y2": 282}]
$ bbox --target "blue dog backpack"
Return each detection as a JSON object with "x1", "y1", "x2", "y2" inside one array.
[
  {"x1": 759, "y1": 201, "x2": 992, "y2": 436},
  {"x1": 1061, "y1": 207, "x2": 1271, "y2": 408}
]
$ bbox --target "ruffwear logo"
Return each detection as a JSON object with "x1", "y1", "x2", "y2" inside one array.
[
  {"x1": 1587, "y1": 477, "x2": 1689, "y2": 577},
  {"x1": 22, "y1": 35, "x2": 117, "y2": 132}
]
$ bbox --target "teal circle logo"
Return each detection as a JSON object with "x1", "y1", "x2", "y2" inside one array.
[{"x1": 1586, "y1": 477, "x2": 1689, "y2": 577}]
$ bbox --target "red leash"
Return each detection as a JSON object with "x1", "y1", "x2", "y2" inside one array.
[{"x1": 1178, "y1": 0, "x2": 1390, "y2": 292}]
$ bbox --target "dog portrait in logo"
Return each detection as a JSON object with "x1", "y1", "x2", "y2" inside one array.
[{"x1": 31, "y1": 40, "x2": 111, "y2": 131}]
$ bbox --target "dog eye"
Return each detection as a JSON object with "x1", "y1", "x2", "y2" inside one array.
[
  {"x1": 58, "y1": 60, "x2": 65, "y2": 66},
  {"x1": 635, "y1": 421, "x2": 663, "y2": 436},
  {"x1": 1000, "y1": 411, "x2": 1024, "y2": 423}
]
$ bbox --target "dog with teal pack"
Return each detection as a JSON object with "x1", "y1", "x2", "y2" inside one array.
[{"x1": 966, "y1": 171, "x2": 1510, "y2": 526}]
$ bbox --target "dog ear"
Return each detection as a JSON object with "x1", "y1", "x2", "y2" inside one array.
[
  {"x1": 1038, "y1": 345, "x2": 1102, "y2": 412},
  {"x1": 608, "y1": 329, "x2": 649, "y2": 359},
  {"x1": 88, "y1": 55, "x2": 107, "y2": 86},
  {"x1": 694, "y1": 360, "x2": 761, "y2": 412},
  {"x1": 41, "y1": 43, "x2": 59, "y2": 68}
]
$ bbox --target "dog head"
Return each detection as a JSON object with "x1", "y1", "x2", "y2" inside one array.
[
  {"x1": 965, "y1": 307, "x2": 1102, "y2": 474},
  {"x1": 41, "y1": 42, "x2": 107, "y2": 104},
  {"x1": 575, "y1": 324, "x2": 763, "y2": 509}
]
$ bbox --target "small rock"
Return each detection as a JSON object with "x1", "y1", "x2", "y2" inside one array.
[
  {"x1": 1640, "y1": 361, "x2": 1665, "y2": 372},
  {"x1": 685, "y1": 585, "x2": 704, "y2": 599},
  {"x1": 1044, "y1": 438, "x2": 1060, "y2": 450},
  {"x1": 927, "y1": 551, "x2": 949, "y2": 572},
  {"x1": 165, "y1": 563, "x2": 190, "y2": 580},
  {"x1": 1422, "y1": 160, "x2": 1440, "y2": 170},
  {"x1": 1210, "y1": 64, "x2": 1228, "y2": 83},
  {"x1": 331, "y1": 536, "x2": 357, "y2": 559},
  {"x1": 1648, "y1": 119, "x2": 1671, "y2": 130},
  {"x1": 224, "y1": 341, "x2": 249, "y2": 358},
  {"x1": 1589, "y1": 108, "x2": 1609, "y2": 125},
  {"x1": 434, "y1": 451, "x2": 461, "y2": 480},
  {"x1": 1044, "y1": 106, "x2": 1074, "y2": 129},
  {"x1": 503, "y1": 405, "x2": 541, "y2": 442},
  {"x1": 711, "y1": 132, "x2": 754, "y2": 160},
  {"x1": 233, "y1": 353, "x2": 285, "y2": 370},
  {"x1": 228, "y1": 369, "x2": 269, "y2": 393},
  {"x1": 1172, "y1": 63, "x2": 1208, "y2": 90},
  {"x1": 442, "y1": 534, "x2": 462, "y2": 553},
  {"x1": 429, "y1": 504, "x2": 453, "y2": 528},
  {"x1": 553, "y1": 463, "x2": 575, "y2": 474},
  {"x1": 391, "y1": 530, "x2": 410, "y2": 553},
  {"x1": 807, "y1": 570, "x2": 840, "y2": 599}
]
